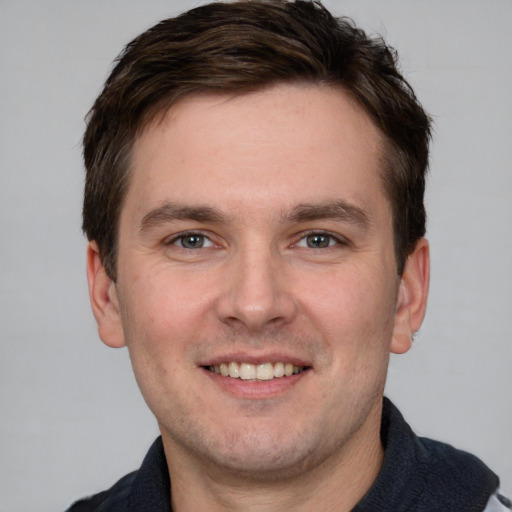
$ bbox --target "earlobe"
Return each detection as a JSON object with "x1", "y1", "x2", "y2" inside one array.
[
  {"x1": 390, "y1": 238, "x2": 430, "y2": 355},
  {"x1": 86, "y1": 241, "x2": 126, "y2": 348}
]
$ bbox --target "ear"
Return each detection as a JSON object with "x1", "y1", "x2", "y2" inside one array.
[
  {"x1": 86, "y1": 241, "x2": 126, "y2": 348},
  {"x1": 390, "y1": 238, "x2": 430, "y2": 354}
]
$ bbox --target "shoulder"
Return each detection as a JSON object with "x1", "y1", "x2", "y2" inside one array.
[
  {"x1": 365, "y1": 399, "x2": 506, "y2": 511},
  {"x1": 416, "y1": 436, "x2": 501, "y2": 509},
  {"x1": 63, "y1": 437, "x2": 170, "y2": 512},
  {"x1": 483, "y1": 491, "x2": 512, "y2": 512},
  {"x1": 419, "y1": 436, "x2": 497, "y2": 483},
  {"x1": 64, "y1": 471, "x2": 137, "y2": 512}
]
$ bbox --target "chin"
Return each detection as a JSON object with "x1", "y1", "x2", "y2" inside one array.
[
  {"x1": 206, "y1": 440, "x2": 321, "y2": 481},
  {"x1": 163, "y1": 417, "x2": 343, "y2": 482}
]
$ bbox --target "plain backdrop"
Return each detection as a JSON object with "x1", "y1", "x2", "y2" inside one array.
[{"x1": 1, "y1": 1, "x2": 511, "y2": 511}]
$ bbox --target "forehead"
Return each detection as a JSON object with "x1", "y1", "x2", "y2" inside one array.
[{"x1": 126, "y1": 84, "x2": 387, "y2": 222}]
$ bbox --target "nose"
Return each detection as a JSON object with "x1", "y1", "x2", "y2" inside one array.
[{"x1": 215, "y1": 244, "x2": 297, "y2": 332}]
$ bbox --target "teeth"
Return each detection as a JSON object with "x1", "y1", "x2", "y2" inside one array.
[
  {"x1": 274, "y1": 362, "x2": 285, "y2": 378},
  {"x1": 240, "y1": 363, "x2": 256, "y2": 380},
  {"x1": 228, "y1": 362, "x2": 240, "y2": 378},
  {"x1": 256, "y1": 363, "x2": 274, "y2": 381},
  {"x1": 208, "y1": 362, "x2": 305, "y2": 380}
]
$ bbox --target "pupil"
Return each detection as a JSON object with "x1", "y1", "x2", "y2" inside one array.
[
  {"x1": 307, "y1": 234, "x2": 329, "y2": 248},
  {"x1": 182, "y1": 235, "x2": 203, "y2": 248}
]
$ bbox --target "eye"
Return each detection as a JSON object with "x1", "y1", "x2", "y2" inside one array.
[
  {"x1": 171, "y1": 233, "x2": 214, "y2": 249},
  {"x1": 296, "y1": 232, "x2": 343, "y2": 249}
]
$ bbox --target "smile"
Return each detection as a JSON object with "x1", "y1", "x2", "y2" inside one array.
[{"x1": 207, "y1": 362, "x2": 305, "y2": 380}]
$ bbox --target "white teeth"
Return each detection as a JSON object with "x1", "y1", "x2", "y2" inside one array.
[
  {"x1": 228, "y1": 362, "x2": 240, "y2": 378},
  {"x1": 256, "y1": 363, "x2": 274, "y2": 381},
  {"x1": 209, "y1": 362, "x2": 305, "y2": 380},
  {"x1": 274, "y1": 362, "x2": 285, "y2": 378},
  {"x1": 240, "y1": 363, "x2": 256, "y2": 380}
]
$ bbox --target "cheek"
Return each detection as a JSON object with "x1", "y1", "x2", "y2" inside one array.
[
  {"x1": 121, "y1": 263, "x2": 216, "y2": 340},
  {"x1": 115, "y1": 268, "x2": 214, "y2": 401},
  {"x1": 303, "y1": 264, "x2": 395, "y2": 327},
  {"x1": 297, "y1": 262, "x2": 398, "y2": 373},
  {"x1": 117, "y1": 269, "x2": 209, "y2": 411}
]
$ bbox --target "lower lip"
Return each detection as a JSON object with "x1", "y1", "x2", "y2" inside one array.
[{"x1": 201, "y1": 368, "x2": 309, "y2": 399}]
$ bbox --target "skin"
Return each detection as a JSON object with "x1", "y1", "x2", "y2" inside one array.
[{"x1": 87, "y1": 84, "x2": 429, "y2": 512}]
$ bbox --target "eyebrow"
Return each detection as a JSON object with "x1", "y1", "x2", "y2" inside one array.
[
  {"x1": 140, "y1": 202, "x2": 227, "y2": 232},
  {"x1": 140, "y1": 199, "x2": 370, "y2": 232},
  {"x1": 284, "y1": 201, "x2": 370, "y2": 228}
]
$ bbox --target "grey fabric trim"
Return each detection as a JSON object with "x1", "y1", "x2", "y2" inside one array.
[{"x1": 483, "y1": 491, "x2": 512, "y2": 511}]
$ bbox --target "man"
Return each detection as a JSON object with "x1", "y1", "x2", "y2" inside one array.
[{"x1": 67, "y1": 1, "x2": 510, "y2": 511}]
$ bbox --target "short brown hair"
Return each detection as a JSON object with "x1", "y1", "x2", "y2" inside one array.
[{"x1": 83, "y1": 0, "x2": 431, "y2": 279}]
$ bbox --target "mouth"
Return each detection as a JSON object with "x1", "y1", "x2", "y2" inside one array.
[{"x1": 205, "y1": 362, "x2": 307, "y2": 381}]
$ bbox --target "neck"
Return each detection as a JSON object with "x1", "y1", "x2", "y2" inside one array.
[{"x1": 161, "y1": 402, "x2": 384, "y2": 512}]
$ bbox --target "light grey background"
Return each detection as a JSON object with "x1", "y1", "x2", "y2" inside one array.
[{"x1": 1, "y1": 1, "x2": 511, "y2": 511}]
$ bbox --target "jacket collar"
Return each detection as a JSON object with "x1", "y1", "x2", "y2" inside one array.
[{"x1": 125, "y1": 398, "x2": 498, "y2": 512}]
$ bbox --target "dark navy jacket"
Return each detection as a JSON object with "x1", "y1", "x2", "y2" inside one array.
[{"x1": 66, "y1": 398, "x2": 507, "y2": 511}]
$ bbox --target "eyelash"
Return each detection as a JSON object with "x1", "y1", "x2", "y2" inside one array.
[
  {"x1": 164, "y1": 230, "x2": 348, "y2": 251},
  {"x1": 166, "y1": 232, "x2": 215, "y2": 249},
  {"x1": 294, "y1": 230, "x2": 348, "y2": 249}
]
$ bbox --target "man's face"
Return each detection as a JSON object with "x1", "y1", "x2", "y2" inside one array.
[{"x1": 91, "y1": 84, "x2": 424, "y2": 479}]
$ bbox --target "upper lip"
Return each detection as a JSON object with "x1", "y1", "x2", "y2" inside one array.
[{"x1": 198, "y1": 351, "x2": 312, "y2": 368}]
